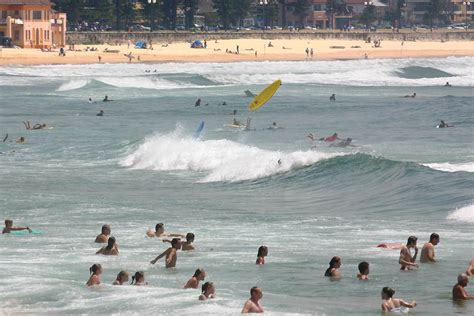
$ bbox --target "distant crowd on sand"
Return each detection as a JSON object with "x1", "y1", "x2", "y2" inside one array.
[{"x1": 4, "y1": 219, "x2": 474, "y2": 313}]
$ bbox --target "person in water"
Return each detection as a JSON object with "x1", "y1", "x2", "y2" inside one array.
[
  {"x1": 331, "y1": 138, "x2": 355, "y2": 148},
  {"x1": 452, "y1": 274, "x2": 474, "y2": 300},
  {"x1": 233, "y1": 117, "x2": 242, "y2": 126},
  {"x1": 96, "y1": 110, "x2": 104, "y2": 116},
  {"x1": 320, "y1": 133, "x2": 340, "y2": 142},
  {"x1": 199, "y1": 282, "x2": 216, "y2": 301},
  {"x1": 399, "y1": 236, "x2": 419, "y2": 270},
  {"x1": 147, "y1": 223, "x2": 184, "y2": 238},
  {"x1": 242, "y1": 286, "x2": 264, "y2": 313},
  {"x1": 95, "y1": 224, "x2": 111, "y2": 243},
  {"x1": 444, "y1": 82, "x2": 452, "y2": 87},
  {"x1": 195, "y1": 98, "x2": 201, "y2": 107},
  {"x1": 86, "y1": 264, "x2": 102, "y2": 286},
  {"x1": 324, "y1": 256, "x2": 342, "y2": 278},
  {"x1": 357, "y1": 262, "x2": 370, "y2": 280},
  {"x1": 96, "y1": 236, "x2": 119, "y2": 255},
  {"x1": 381, "y1": 287, "x2": 417, "y2": 312},
  {"x1": 403, "y1": 92, "x2": 416, "y2": 98},
  {"x1": 113, "y1": 271, "x2": 129, "y2": 285},
  {"x1": 16, "y1": 137, "x2": 26, "y2": 143},
  {"x1": 420, "y1": 233, "x2": 439, "y2": 263},
  {"x1": 2, "y1": 219, "x2": 32, "y2": 234},
  {"x1": 150, "y1": 238, "x2": 181, "y2": 268},
  {"x1": 438, "y1": 120, "x2": 453, "y2": 128},
  {"x1": 329, "y1": 94, "x2": 336, "y2": 101},
  {"x1": 131, "y1": 271, "x2": 148, "y2": 286},
  {"x1": 88, "y1": 98, "x2": 93, "y2": 103},
  {"x1": 103, "y1": 95, "x2": 111, "y2": 102},
  {"x1": 256, "y1": 246, "x2": 268, "y2": 265},
  {"x1": 466, "y1": 259, "x2": 474, "y2": 276},
  {"x1": 268, "y1": 122, "x2": 281, "y2": 130},
  {"x1": 181, "y1": 232, "x2": 196, "y2": 251},
  {"x1": 184, "y1": 268, "x2": 206, "y2": 289}
]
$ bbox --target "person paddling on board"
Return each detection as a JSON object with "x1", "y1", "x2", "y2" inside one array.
[
  {"x1": 96, "y1": 110, "x2": 104, "y2": 117},
  {"x1": 2, "y1": 219, "x2": 32, "y2": 234},
  {"x1": 320, "y1": 133, "x2": 340, "y2": 142},
  {"x1": 403, "y1": 93, "x2": 416, "y2": 98},
  {"x1": 195, "y1": 98, "x2": 201, "y2": 107},
  {"x1": 102, "y1": 95, "x2": 112, "y2": 102},
  {"x1": 329, "y1": 94, "x2": 336, "y2": 101},
  {"x1": 437, "y1": 120, "x2": 454, "y2": 128},
  {"x1": 331, "y1": 138, "x2": 356, "y2": 147}
]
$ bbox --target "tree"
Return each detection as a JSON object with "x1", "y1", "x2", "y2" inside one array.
[
  {"x1": 294, "y1": 0, "x2": 309, "y2": 27},
  {"x1": 213, "y1": 0, "x2": 234, "y2": 29},
  {"x1": 234, "y1": 0, "x2": 251, "y2": 27},
  {"x1": 161, "y1": 0, "x2": 179, "y2": 29},
  {"x1": 359, "y1": 4, "x2": 376, "y2": 27},
  {"x1": 279, "y1": 0, "x2": 288, "y2": 28},
  {"x1": 53, "y1": 0, "x2": 84, "y2": 25},
  {"x1": 183, "y1": 0, "x2": 198, "y2": 29}
]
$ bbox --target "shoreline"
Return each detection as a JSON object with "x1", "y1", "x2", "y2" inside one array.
[{"x1": 1, "y1": 38, "x2": 474, "y2": 66}]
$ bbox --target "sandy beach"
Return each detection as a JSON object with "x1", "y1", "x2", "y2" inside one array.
[{"x1": 1, "y1": 38, "x2": 474, "y2": 65}]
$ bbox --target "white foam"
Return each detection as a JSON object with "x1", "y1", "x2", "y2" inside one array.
[
  {"x1": 422, "y1": 162, "x2": 474, "y2": 173},
  {"x1": 120, "y1": 130, "x2": 340, "y2": 183},
  {"x1": 56, "y1": 79, "x2": 90, "y2": 91},
  {"x1": 447, "y1": 204, "x2": 474, "y2": 223},
  {"x1": 96, "y1": 76, "x2": 195, "y2": 90}
]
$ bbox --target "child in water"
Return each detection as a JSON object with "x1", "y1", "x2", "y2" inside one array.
[
  {"x1": 199, "y1": 282, "x2": 216, "y2": 301},
  {"x1": 130, "y1": 271, "x2": 147, "y2": 286},
  {"x1": 256, "y1": 246, "x2": 268, "y2": 265},
  {"x1": 2, "y1": 219, "x2": 32, "y2": 234},
  {"x1": 86, "y1": 264, "x2": 102, "y2": 286},
  {"x1": 113, "y1": 271, "x2": 129, "y2": 285}
]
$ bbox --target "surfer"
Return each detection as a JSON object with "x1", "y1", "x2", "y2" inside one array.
[
  {"x1": 444, "y1": 82, "x2": 452, "y2": 87},
  {"x1": 233, "y1": 117, "x2": 242, "y2": 126},
  {"x1": 324, "y1": 256, "x2": 342, "y2": 278},
  {"x1": 33, "y1": 123, "x2": 47, "y2": 130},
  {"x1": 331, "y1": 138, "x2": 355, "y2": 147},
  {"x1": 113, "y1": 271, "x2": 129, "y2": 285},
  {"x1": 86, "y1": 264, "x2": 102, "y2": 286},
  {"x1": 150, "y1": 238, "x2": 181, "y2": 268},
  {"x1": 329, "y1": 94, "x2": 336, "y2": 101},
  {"x1": 2, "y1": 219, "x2": 32, "y2": 234},
  {"x1": 88, "y1": 98, "x2": 93, "y2": 103},
  {"x1": 381, "y1": 287, "x2": 417, "y2": 312},
  {"x1": 268, "y1": 122, "x2": 282, "y2": 130},
  {"x1": 16, "y1": 137, "x2": 25, "y2": 143},
  {"x1": 357, "y1": 262, "x2": 370, "y2": 280},
  {"x1": 131, "y1": 271, "x2": 148, "y2": 286},
  {"x1": 466, "y1": 259, "x2": 474, "y2": 276},
  {"x1": 242, "y1": 287, "x2": 264, "y2": 313},
  {"x1": 403, "y1": 93, "x2": 416, "y2": 98},
  {"x1": 102, "y1": 95, "x2": 112, "y2": 102},
  {"x1": 195, "y1": 98, "x2": 201, "y2": 107},
  {"x1": 183, "y1": 268, "x2": 206, "y2": 289},
  {"x1": 256, "y1": 246, "x2": 268, "y2": 265},
  {"x1": 147, "y1": 223, "x2": 184, "y2": 238},
  {"x1": 420, "y1": 233, "x2": 439, "y2": 263},
  {"x1": 96, "y1": 236, "x2": 119, "y2": 255},
  {"x1": 320, "y1": 133, "x2": 340, "y2": 142},
  {"x1": 399, "y1": 236, "x2": 419, "y2": 270},
  {"x1": 96, "y1": 110, "x2": 104, "y2": 116},
  {"x1": 453, "y1": 274, "x2": 474, "y2": 300},
  {"x1": 95, "y1": 224, "x2": 111, "y2": 243},
  {"x1": 277, "y1": 159, "x2": 282, "y2": 165},
  {"x1": 437, "y1": 120, "x2": 453, "y2": 128},
  {"x1": 199, "y1": 282, "x2": 216, "y2": 301}
]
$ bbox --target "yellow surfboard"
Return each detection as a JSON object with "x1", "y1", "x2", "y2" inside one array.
[{"x1": 248, "y1": 80, "x2": 281, "y2": 111}]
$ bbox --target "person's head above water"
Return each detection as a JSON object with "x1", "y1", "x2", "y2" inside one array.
[
  {"x1": 155, "y1": 223, "x2": 164, "y2": 233},
  {"x1": 329, "y1": 256, "x2": 341, "y2": 268},
  {"x1": 193, "y1": 268, "x2": 206, "y2": 280},
  {"x1": 5, "y1": 219, "x2": 13, "y2": 227},
  {"x1": 272, "y1": 122, "x2": 277, "y2": 126},
  {"x1": 381, "y1": 287, "x2": 395, "y2": 299},
  {"x1": 89, "y1": 263, "x2": 102, "y2": 275},
  {"x1": 171, "y1": 238, "x2": 181, "y2": 248},
  {"x1": 358, "y1": 261, "x2": 369, "y2": 275},
  {"x1": 101, "y1": 224, "x2": 110, "y2": 235},
  {"x1": 407, "y1": 236, "x2": 417, "y2": 246},
  {"x1": 106, "y1": 236, "x2": 116, "y2": 250},
  {"x1": 186, "y1": 232, "x2": 195, "y2": 242},
  {"x1": 131, "y1": 271, "x2": 145, "y2": 284},
  {"x1": 457, "y1": 274, "x2": 469, "y2": 286},
  {"x1": 201, "y1": 281, "x2": 214, "y2": 294},
  {"x1": 429, "y1": 233, "x2": 440, "y2": 244},
  {"x1": 257, "y1": 246, "x2": 268, "y2": 257}
]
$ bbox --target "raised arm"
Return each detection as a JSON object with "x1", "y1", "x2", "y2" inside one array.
[
  {"x1": 399, "y1": 299, "x2": 417, "y2": 308},
  {"x1": 150, "y1": 249, "x2": 169, "y2": 264},
  {"x1": 11, "y1": 226, "x2": 32, "y2": 233}
]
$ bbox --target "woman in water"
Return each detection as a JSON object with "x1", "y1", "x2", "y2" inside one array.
[
  {"x1": 324, "y1": 256, "x2": 342, "y2": 278},
  {"x1": 381, "y1": 287, "x2": 416, "y2": 312},
  {"x1": 96, "y1": 236, "x2": 119, "y2": 255},
  {"x1": 256, "y1": 246, "x2": 268, "y2": 265},
  {"x1": 199, "y1": 282, "x2": 216, "y2": 301},
  {"x1": 113, "y1": 271, "x2": 129, "y2": 285},
  {"x1": 130, "y1": 271, "x2": 148, "y2": 286},
  {"x1": 86, "y1": 264, "x2": 102, "y2": 286}
]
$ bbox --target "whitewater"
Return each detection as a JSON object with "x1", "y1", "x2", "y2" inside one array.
[{"x1": 0, "y1": 57, "x2": 473, "y2": 315}]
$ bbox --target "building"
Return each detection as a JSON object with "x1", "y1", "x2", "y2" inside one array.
[
  {"x1": 451, "y1": 0, "x2": 473, "y2": 23},
  {"x1": 0, "y1": 0, "x2": 66, "y2": 48}
]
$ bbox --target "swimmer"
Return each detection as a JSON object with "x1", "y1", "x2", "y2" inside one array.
[
  {"x1": 232, "y1": 117, "x2": 242, "y2": 126},
  {"x1": 277, "y1": 159, "x2": 282, "y2": 165},
  {"x1": 256, "y1": 246, "x2": 268, "y2": 265},
  {"x1": 324, "y1": 256, "x2": 342, "y2": 278},
  {"x1": 195, "y1": 98, "x2": 201, "y2": 107},
  {"x1": 320, "y1": 133, "x2": 340, "y2": 142},
  {"x1": 437, "y1": 120, "x2": 454, "y2": 128},
  {"x1": 399, "y1": 236, "x2": 419, "y2": 270},
  {"x1": 88, "y1": 98, "x2": 93, "y2": 103},
  {"x1": 96, "y1": 110, "x2": 104, "y2": 116},
  {"x1": 16, "y1": 137, "x2": 25, "y2": 143},
  {"x1": 2, "y1": 219, "x2": 32, "y2": 234},
  {"x1": 146, "y1": 223, "x2": 184, "y2": 238},
  {"x1": 420, "y1": 233, "x2": 439, "y2": 263},
  {"x1": 242, "y1": 287, "x2": 264, "y2": 313},
  {"x1": 466, "y1": 259, "x2": 474, "y2": 276},
  {"x1": 95, "y1": 224, "x2": 111, "y2": 243},
  {"x1": 268, "y1": 122, "x2": 282, "y2": 130},
  {"x1": 376, "y1": 242, "x2": 404, "y2": 250},
  {"x1": 181, "y1": 232, "x2": 196, "y2": 251},
  {"x1": 131, "y1": 271, "x2": 148, "y2": 286},
  {"x1": 103, "y1": 95, "x2": 112, "y2": 102},
  {"x1": 150, "y1": 238, "x2": 181, "y2": 268},
  {"x1": 184, "y1": 268, "x2": 206, "y2": 289},
  {"x1": 381, "y1": 287, "x2": 417, "y2": 312},
  {"x1": 86, "y1": 264, "x2": 102, "y2": 286},
  {"x1": 329, "y1": 94, "x2": 336, "y2": 101},
  {"x1": 96, "y1": 236, "x2": 119, "y2": 255},
  {"x1": 32, "y1": 123, "x2": 47, "y2": 130},
  {"x1": 452, "y1": 274, "x2": 474, "y2": 300},
  {"x1": 222, "y1": 102, "x2": 227, "y2": 106},
  {"x1": 113, "y1": 271, "x2": 129, "y2": 285},
  {"x1": 331, "y1": 138, "x2": 356, "y2": 147},
  {"x1": 307, "y1": 133, "x2": 316, "y2": 142},
  {"x1": 199, "y1": 282, "x2": 216, "y2": 301},
  {"x1": 357, "y1": 261, "x2": 370, "y2": 280},
  {"x1": 403, "y1": 92, "x2": 416, "y2": 98},
  {"x1": 444, "y1": 82, "x2": 452, "y2": 87}
]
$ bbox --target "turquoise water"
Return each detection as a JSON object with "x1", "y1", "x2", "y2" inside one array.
[{"x1": 0, "y1": 58, "x2": 473, "y2": 315}]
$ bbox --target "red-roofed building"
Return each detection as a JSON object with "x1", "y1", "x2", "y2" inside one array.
[{"x1": 0, "y1": 0, "x2": 66, "y2": 48}]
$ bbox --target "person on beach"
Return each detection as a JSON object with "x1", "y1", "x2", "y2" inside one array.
[
  {"x1": 113, "y1": 271, "x2": 129, "y2": 285},
  {"x1": 381, "y1": 287, "x2": 417, "y2": 312},
  {"x1": 184, "y1": 268, "x2": 206, "y2": 289},
  {"x1": 131, "y1": 271, "x2": 148, "y2": 286},
  {"x1": 320, "y1": 133, "x2": 340, "y2": 142},
  {"x1": 357, "y1": 262, "x2": 370, "y2": 280},
  {"x1": 199, "y1": 282, "x2": 216, "y2": 301},
  {"x1": 242, "y1": 287, "x2": 264, "y2": 313},
  {"x1": 98, "y1": 56, "x2": 102, "y2": 63},
  {"x1": 305, "y1": 47, "x2": 309, "y2": 57},
  {"x1": 150, "y1": 238, "x2": 181, "y2": 268},
  {"x1": 452, "y1": 274, "x2": 474, "y2": 300},
  {"x1": 96, "y1": 236, "x2": 119, "y2": 255},
  {"x1": 399, "y1": 236, "x2": 419, "y2": 270},
  {"x1": 329, "y1": 94, "x2": 336, "y2": 101},
  {"x1": 324, "y1": 256, "x2": 342, "y2": 278},
  {"x1": 86, "y1": 264, "x2": 102, "y2": 286},
  {"x1": 95, "y1": 224, "x2": 111, "y2": 243},
  {"x1": 256, "y1": 246, "x2": 268, "y2": 265},
  {"x1": 420, "y1": 233, "x2": 439, "y2": 263},
  {"x1": 146, "y1": 223, "x2": 184, "y2": 238},
  {"x1": 310, "y1": 48, "x2": 314, "y2": 58},
  {"x1": 466, "y1": 259, "x2": 474, "y2": 276},
  {"x1": 2, "y1": 219, "x2": 32, "y2": 234}
]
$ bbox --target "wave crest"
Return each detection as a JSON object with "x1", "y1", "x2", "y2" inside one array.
[
  {"x1": 422, "y1": 162, "x2": 474, "y2": 173},
  {"x1": 447, "y1": 204, "x2": 474, "y2": 223}
]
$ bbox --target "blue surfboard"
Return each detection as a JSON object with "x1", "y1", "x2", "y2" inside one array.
[{"x1": 194, "y1": 121, "x2": 205, "y2": 139}]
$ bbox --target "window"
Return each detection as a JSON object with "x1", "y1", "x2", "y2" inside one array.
[
  {"x1": 314, "y1": 4, "x2": 326, "y2": 11},
  {"x1": 32, "y1": 11, "x2": 42, "y2": 20},
  {"x1": 1, "y1": 11, "x2": 7, "y2": 19},
  {"x1": 14, "y1": 30, "x2": 20, "y2": 40}
]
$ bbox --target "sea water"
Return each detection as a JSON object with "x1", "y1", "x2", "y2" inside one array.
[{"x1": 0, "y1": 57, "x2": 473, "y2": 315}]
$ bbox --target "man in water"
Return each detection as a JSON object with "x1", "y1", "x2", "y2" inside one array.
[
  {"x1": 181, "y1": 232, "x2": 195, "y2": 251},
  {"x1": 2, "y1": 219, "x2": 32, "y2": 234},
  {"x1": 95, "y1": 224, "x2": 111, "y2": 243},
  {"x1": 195, "y1": 99, "x2": 201, "y2": 107},
  {"x1": 444, "y1": 82, "x2": 452, "y2": 87},
  {"x1": 88, "y1": 98, "x2": 93, "y2": 103},
  {"x1": 320, "y1": 133, "x2": 340, "y2": 142},
  {"x1": 331, "y1": 138, "x2": 355, "y2": 148},
  {"x1": 183, "y1": 268, "x2": 206, "y2": 289},
  {"x1": 420, "y1": 233, "x2": 439, "y2": 263},
  {"x1": 403, "y1": 93, "x2": 416, "y2": 98},
  {"x1": 96, "y1": 110, "x2": 104, "y2": 117},
  {"x1": 466, "y1": 259, "x2": 474, "y2": 276},
  {"x1": 399, "y1": 236, "x2": 419, "y2": 270},
  {"x1": 103, "y1": 95, "x2": 111, "y2": 102},
  {"x1": 329, "y1": 94, "x2": 336, "y2": 101},
  {"x1": 438, "y1": 120, "x2": 453, "y2": 128},
  {"x1": 242, "y1": 287, "x2": 264, "y2": 313},
  {"x1": 147, "y1": 223, "x2": 184, "y2": 238},
  {"x1": 150, "y1": 238, "x2": 181, "y2": 268},
  {"x1": 268, "y1": 122, "x2": 280, "y2": 130},
  {"x1": 453, "y1": 274, "x2": 474, "y2": 300},
  {"x1": 16, "y1": 137, "x2": 25, "y2": 143}
]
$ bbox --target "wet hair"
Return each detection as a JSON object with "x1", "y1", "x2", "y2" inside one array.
[
  {"x1": 101, "y1": 224, "x2": 110, "y2": 234},
  {"x1": 250, "y1": 286, "x2": 260, "y2": 296},
  {"x1": 186, "y1": 232, "x2": 195, "y2": 242},
  {"x1": 201, "y1": 281, "x2": 213, "y2": 294},
  {"x1": 5, "y1": 219, "x2": 12, "y2": 226},
  {"x1": 193, "y1": 268, "x2": 204, "y2": 278},
  {"x1": 106, "y1": 236, "x2": 116, "y2": 250},
  {"x1": 131, "y1": 271, "x2": 144, "y2": 285},
  {"x1": 89, "y1": 264, "x2": 102, "y2": 275},
  {"x1": 155, "y1": 223, "x2": 164, "y2": 232},
  {"x1": 325, "y1": 256, "x2": 341, "y2": 277},
  {"x1": 407, "y1": 236, "x2": 417, "y2": 245},
  {"x1": 358, "y1": 262, "x2": 369, "y2": 274},
  {"x1": 458, "y1": 273, "x2": 468, "y2": 283},
  {"x1": 257, "y1": 246, "x2": 268, "y2": 257},
  {"x1": 429, "y1": 233, "x2": 439, "y2": 241},
  {"x1": 171, "y1": 238, "x2": 180, "y2": 248},
  {"x1": 382, "y1": 287, "x2": 395, "y2": 298},
  {"x1": 116, "y1": 270, "x2": 128, "y2": 282}
]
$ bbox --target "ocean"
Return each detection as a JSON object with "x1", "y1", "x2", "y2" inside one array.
[{"x1": 0, "y1": 57, "x2": 473, "y2": 315}]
